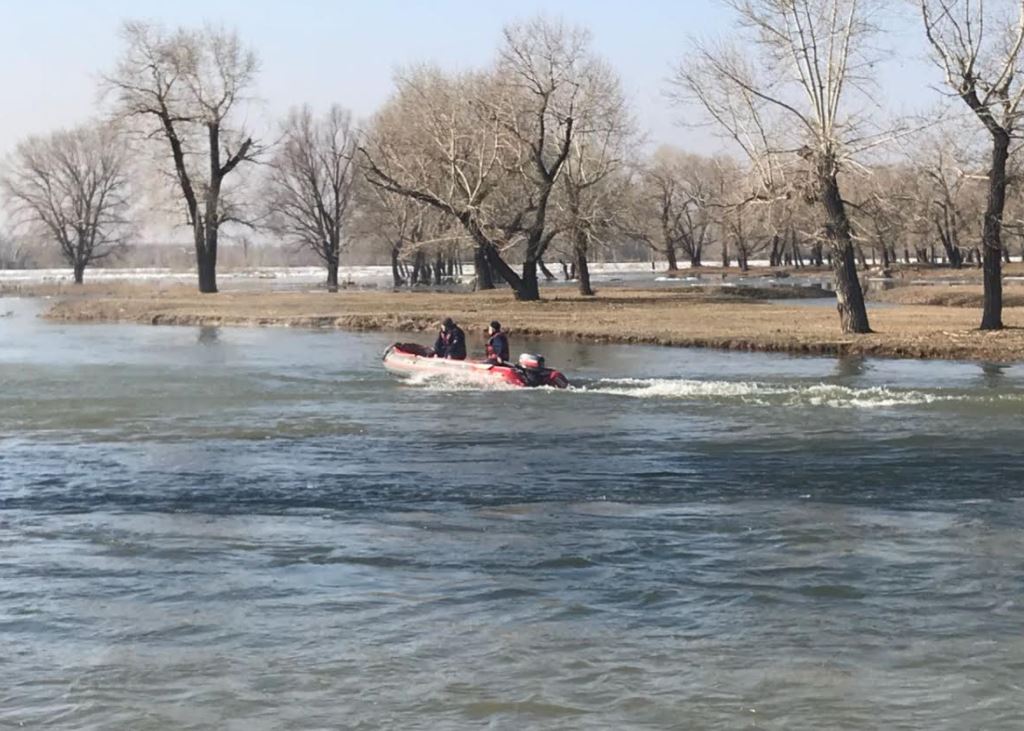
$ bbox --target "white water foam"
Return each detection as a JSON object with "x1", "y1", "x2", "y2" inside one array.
[
  {"x1": 399, "y1": 372, "x2": 1024, "y2": 409},
  {"x1": 582, "y1": 378, "x2": 963, "y2": 409},
  {"x1": 402, "y1": 371, "x2": 521, "y2": 392}
]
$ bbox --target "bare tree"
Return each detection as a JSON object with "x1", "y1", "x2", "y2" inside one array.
[
  {"x1": 361, "y1": 18, "x2": 608, "y2": 301},
  {"x1": 634, "y1": 150, "x2": 687, "y2": 271},
  {"x1": 673, "y1": 0, "x2": 881, "y2": 333},
  {"x1": 849, "y1": 164, "x2": 913, "y2": 268},
  {"x1": 625, "y1": 147, "x2": 715, "y2": 270},
  {"x1": 105, "y1": 21, "x2": 259, "y2": 293},
  {"x1": 354, "y1": 185, "x2": 422, "y2": 287},
  {"x1": 2, "y1": 124, "x2": 131, "y2": 283},
  {"x1": 487, "y1": 18, "x2": 585, "y2": 299},
  {"x1": 0, "y1": 232, "x2": 31, "y2": 269},
  {"x1": 920, "y1": 0, "x2": 1024, "y2": 329},
  {"x1": 267, "y1": 105, "x2": 356, "y2": 290},
  {"x1": 901, "y1": 119, "x2": 988, "y2": 268},
  {"x1": 557, "y1": 58, "x2": 635, "y2": 295},
  {"x1": 360, "y1": 65, "x2": 509, "y2": 289}
]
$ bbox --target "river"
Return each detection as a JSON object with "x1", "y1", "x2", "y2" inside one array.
[{"x1": 2, "y1": 296, "x2": 1023, "y2": 730}]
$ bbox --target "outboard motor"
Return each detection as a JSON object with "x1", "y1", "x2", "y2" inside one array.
[
  {"x1": 516, "y1": 353, "x2": 565, "y2": 387},
  {"x1": 518, "y1": 353, "x2": 545, "y2": 370}
]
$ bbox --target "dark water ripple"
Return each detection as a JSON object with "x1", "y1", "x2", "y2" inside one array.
[{"x1": 2, "y1": 300, "x2": 1024, "y2": 729}]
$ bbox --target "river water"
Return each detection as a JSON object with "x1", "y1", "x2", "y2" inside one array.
[{"x1": 2, "y1": 297, "x2": 1023, "y2": 730}]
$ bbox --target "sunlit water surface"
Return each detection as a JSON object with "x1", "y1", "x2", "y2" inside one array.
[{"x1": 2, "y1": 297, "x2": 1024, "y2": 730}]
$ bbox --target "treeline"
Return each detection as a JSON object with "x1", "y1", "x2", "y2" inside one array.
[{"x1": 2, "y1": 2, "x2": 1024, "y2": 333}]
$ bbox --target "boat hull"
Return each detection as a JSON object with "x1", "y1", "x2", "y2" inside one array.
[{"x1": 382, "y1": 343, "x2": 569, "y2": 389}]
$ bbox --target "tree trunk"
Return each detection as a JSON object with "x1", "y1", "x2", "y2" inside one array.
[
  {"x1": 980, "y1": 132, "x2": 1009, "y2": 330},
  {"x1": 326, "y1": 257, "x2": 339, "y2": 292},
  {"x1": 855, "y1": 245, "x2": 868, "y2": 270},
  {"x1": 936, "y1": 220, "x2": 963, "y2": 269},
  {"x1": 819, "y1": 165, "x2": 871, "y2": 334},
  {"x1": 411, "y1": 249, "x2": 427, "y2": 285},
  {"x1": 517, "y1": 260, "x2": 541, "y2": 301},
  {"x1": 73, "y1": 262, "x2": 85, "y2": 284},
  {"x1": 665, "y1": 243, "x2": 679, "y2": 271},
  {"x1": 810, "y1": 242, "x2": 824, "y2": 267},
  {"x1": 721, "y1": 240, "x2": 730, "y2": 268},
  {"x1": 199, "y1": 127, "x2": 221, "y2": 295},
  {"x1": 390, "y1": 245, "x2": 405, "y2": 287},
  {"x1": 197, "y1": 245, "x2": 217, "y2": 294},
  {"x1": 539, "y1": 258, "x2": 556, "y2": 282},
  {"x1": 575, "y1": 233, "x2": 594, "y2": 296},
  {"x1": 433, "y1": 252, "x2": 444, "y2": 285},
  {"x1": 769, "y1": 234, "x2": 781, "y2": 266},
  {"x1": 474, "y1": 244, "x2": 495, "y2": 290}
]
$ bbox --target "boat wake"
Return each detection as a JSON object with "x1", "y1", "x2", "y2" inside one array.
[
  {"x1": 400, "y1": 371, "x2": 1024, "y2": 410},
  {"x1": 403, "y1": 371, "x2": 522, "y2": 391},
  {"x1": 581, "y1": 378, "x2": 979, "y2": 409}
]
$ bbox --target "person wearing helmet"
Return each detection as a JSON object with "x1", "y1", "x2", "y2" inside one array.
[
  {"x1": 432, "y1": 317, "x2": 466, "y2": 360},
  {"x1": 485, "y1": 320, "x2": 510, "y2": 365}
]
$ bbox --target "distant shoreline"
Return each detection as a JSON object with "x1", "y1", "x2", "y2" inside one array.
[{"x1": 32, "y1": 281, "x2": 1024, "y2": 363}]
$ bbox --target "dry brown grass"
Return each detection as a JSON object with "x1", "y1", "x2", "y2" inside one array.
[
  {"x1": 870, "y1": 283, "x2": 1024, "y2": 308},
  {"x1": 40, "y1": 282, "x2": 1024, "y2": 361},
  {"x1": 0, "y1": 280, "x2": 196, "y2": 298}
]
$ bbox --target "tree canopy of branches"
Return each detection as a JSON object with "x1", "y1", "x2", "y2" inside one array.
[
  {"x1": 673, "y1": 0, "x2": 880, "y2": 333},
  {"x1": 921, "y1": 0, "x2": 1024, "y2": 330},
  {"x1": 105, "y1": 21, "x2": 259, "y2": 293},
  {"x1": 625, "y1": 147, "x2": 719, "y2": 270},
  {"x1": 360, "y1": 18, "x2": 615, "y2": 301},
  {"x1": 266, "y1": 105, "x2": 357, "y2": 290},
  {"x1": 902, "y1": 118, "x2": 988, "y2": 268},
  {"x1": 1, "y1": 123, "x2": 131, "y2": 283},
  {"x1": 555, "y1": 58, "x2": 635, "y2": 295}
]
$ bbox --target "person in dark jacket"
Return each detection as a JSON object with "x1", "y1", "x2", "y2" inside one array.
[
  {"x1": 485, "y1": 320, "x2": 510, "y2": 364},
  {"x1": 432, "y1": 317, "x2": 466, "y2": 360}
]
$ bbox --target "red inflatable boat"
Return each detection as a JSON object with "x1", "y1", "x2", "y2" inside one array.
[{"x1": 382, "y1": 343, "x2": 570, "y2": 389}]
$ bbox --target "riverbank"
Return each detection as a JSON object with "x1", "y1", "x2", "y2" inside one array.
[{"x1": 37, "y1": 283, "x2": 1024, "y2": 361}]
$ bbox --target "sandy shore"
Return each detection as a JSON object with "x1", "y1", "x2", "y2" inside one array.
[{"x1": 34, "y1": 281, "x2": 1024, "y2": 362}]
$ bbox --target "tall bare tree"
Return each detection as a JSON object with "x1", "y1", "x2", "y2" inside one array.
[
  {"x1": 920, "y1": 0, "x2": 1024, "y2": 329},
  {"x1": 267, "y1": 105, "x2": 356, "y2": 290},
  {"x1": 851, "y1": 164, "x2": 914, "y2": 268},
  {"x1": 105, "y1": 21, "x2": 259, "y2": 293},
  {"x1": 2, "y1": 124, "x2": 131, "y2": 283},
  {"x1": 902, "y1": 119, "x2": 988, "y2": 268},
  {"x1": 360, "y1": 65, "x2": 508, "y2": 289},
  {"x1": 557, "y1": 59, "x2": 634, "y2": 295},
  {"x1": 488, "y1": 18, "x2": 585, "y2": 299},
  {"x1": 361, "y1": 18, "x2": 609, "y2": 301},
  {"x1": 625, "y1": 148, "x2": 718, "y2": 270},
  {"x1": 354, "y1": 184, "x2": 422, "y2": 287},
  {"x1": 673, "y1": 0, "x2": 880, "y2": 333}
]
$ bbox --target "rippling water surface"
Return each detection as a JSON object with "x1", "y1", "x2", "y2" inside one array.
[{"x1": 2, "y1": 297, "x2": 1024, "y2": 730}]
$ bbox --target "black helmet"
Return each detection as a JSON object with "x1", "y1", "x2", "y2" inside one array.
[
  {"x1": 443, "y1": 317, "x2": 455, "y2": 329},
  {"x1": 490, "y1": 320, "x2": 501, "y2": 331}
]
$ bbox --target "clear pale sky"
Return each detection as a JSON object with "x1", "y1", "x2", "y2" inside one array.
[{"x1": 0, "y1": 0, "x2": 945, "y2": 158}]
